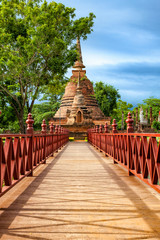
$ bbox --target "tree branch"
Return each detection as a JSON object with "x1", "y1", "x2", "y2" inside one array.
[
  {"x1": 0, "y1": 85, "x2": 22, "y2": 109},
  {"x1": 28, "y1": 82, "x2": 40, "y2": 113}
]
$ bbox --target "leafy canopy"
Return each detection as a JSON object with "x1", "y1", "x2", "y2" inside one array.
[
  {"x1": 0, "y1": 0, "x2": 95, "y2": 132},
  {"x1": 112, "y1": 99, "x2": 133, "y2": 129},
  {"x1": 136, "y1": 97, "x2": 160, "y2": 120},
  {"x1": 94, "y1": 81, "x2": 120, "y2": 117}
]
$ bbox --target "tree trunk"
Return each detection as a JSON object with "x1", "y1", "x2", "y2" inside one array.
[{"x1": 17, "y1": 110, "x2": 26, "y2": 134}]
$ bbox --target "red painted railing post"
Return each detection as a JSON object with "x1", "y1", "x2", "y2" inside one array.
[
  {"x1": 50, "y1": 123, "x2": 54, "y2": 134},
  {"x1": 99, "y1": 125, "x2": 103, "y2": 133},
  {"x1": 58, "y1": 126, "x2": 61, "y2": 149},
  {"x1": 104, "y1": 122, "x2": 108, "y2": 133},
  {"x1": 126, "y1": 112, "x2": 134, "y2": 176},
  {"x1": 112, "y1": 119, "x2": 118, "y2": 134},
  {"x1": 55, "y1": 125, "x2": 58, "y2": 134},
  {"x1": 26, "y1": 113, "x2": 34, "y2": 134},
  {"x1": 41, "y1": 119, "x2": 47, "y2": 163},
  {"x1": 0, "y1": 137, "x2": 2, "y2": 193},
  {"x1": 99, "y1": 125, "x2": 103, "y2": 151},
  {"x1": 126, "y1": 112, "x2": 134, "y2": 133},
  {"x1": 50, "y1": 123, "x2": 54, "y2": 157},
  {"x1": 112, "y1": 119, "x2": 117, "y2": 164},
  {"x1": 0, "y1": 110, "x2": 1, "y2": 192},
  {"x1": 41, "y1": 119, "x2": 47, "y2": 134},
  {"x1": 55, "y1": 125, "x2": 58, "y2": 152},
  {"x1": 26, "y1": 113, "x2": 34, "y2": 176},
  {"x1": 96, "y1": 126, "x2": 99, "y2": 148},
  {"x1": 93, "y1": 128, "x2": 95, "y2": 146},
  {"x1": 61, "y1": 127, "x2": 64, "y2": 146},
  {"x1": 104, "y1": 122, "x2": 108, "y2": 156}
]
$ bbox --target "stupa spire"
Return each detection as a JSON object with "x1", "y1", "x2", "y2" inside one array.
[
  {"x1": 73, "y1": 37, "x2": 85, "y2": 71},
  {"x1": 77, "y1": 71, "x2": 81, "y2": 89},
  {"x1": 77, "y1": 38, "x2": 83, "y2": 64}
]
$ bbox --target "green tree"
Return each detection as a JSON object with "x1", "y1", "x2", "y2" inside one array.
[
  {"x1": 94, "y1": 81, "x2": 120, "y2": 116},
  {"x1": 0, "y1": 0, "x2": 95, "y2": 133},
  {"x1": 0, "y1": 93, "x2": 20, "y2": 133},
  {"x1": 135, "y1": 97, "x2": 160, "y2": 131},
  {"x1": 32, "y1": 84, "x2": 65, "y2": 131},
  {"x1": 112, "y1": 99, "x2": 133, "y2": 130},
  {"x1": 137, "y1": 97, "x2": 160, "y2": 121}
]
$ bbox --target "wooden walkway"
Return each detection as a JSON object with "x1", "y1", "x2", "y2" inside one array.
[{"x1": 0, "y1": 142, "x2": 160, "y2": 240}]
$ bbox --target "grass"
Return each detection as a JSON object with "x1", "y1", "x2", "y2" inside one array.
[{"x1": 69, "y1": 137, "x2": 74, "y2": 141}]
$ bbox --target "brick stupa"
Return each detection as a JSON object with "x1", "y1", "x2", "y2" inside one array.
[{"x1": 50, "y1": 38, "x2": 110, "y2": 139}]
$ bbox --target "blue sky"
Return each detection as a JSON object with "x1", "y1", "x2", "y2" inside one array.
[{"x1": 54, "y1": 0, "x2": 160, "y2": 106}]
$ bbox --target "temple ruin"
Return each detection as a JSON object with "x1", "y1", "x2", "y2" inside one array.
[{"x1": 50, "y1": 38, "x2": 110, "y2": 139}]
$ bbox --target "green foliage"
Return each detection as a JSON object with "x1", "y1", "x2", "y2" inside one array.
[
  {"x1": 32, "y1": 101, "x2": 60, "y2": 130},
  {"x1": 133, "y1": 97, "x2": 160, "y2": 131},
  {"x1": 112, "y1": 99, "x2": 133, "y2": 130},
  {"x1": 69, "y1": 137, "x2": 74, "y2": 141},
  {"x1": 137, "y1": 97, "x2": 160, "y2": 120},
  {"x1": 94, "y1": 81, "x2": 120, "y2": 117},
  {"x1": 0, "y1": 94, "x2": 20, "y2": 132},
  {"x1": 152, "y1": 120, "x2": 160, "y2": 131},
  {"x1": 0, "y1": 0, "x2": 95, "y2": 132}
]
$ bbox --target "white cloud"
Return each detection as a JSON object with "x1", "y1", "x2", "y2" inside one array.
[{"x1": 82, "y1": 48, "x2": 160, "y2": 67}]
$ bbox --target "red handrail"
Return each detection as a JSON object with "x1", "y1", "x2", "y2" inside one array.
[
  {"x1": 0, "y1": 114, "x2": 69, "y2": 197},
  {"x1": 88, "y1": 114, "x2": 160, "y2": 193}
]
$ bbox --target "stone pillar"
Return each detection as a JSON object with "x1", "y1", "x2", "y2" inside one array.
[
  {"x1": 26, "y1": 113, "x2": 34, "y2": 134},
  {"x1": 50, "y1": 123, "x2": 54, "y2": 134},
  {"x1": 112, "y1": 119, "x2": 118, "y2": 133},
  {"x1": 140, "y1": 107, "x2": 144, "y2": 124},
  {"x1": 132, "y1": 111, "x2": 135, "y2": 130},
  {"x1": 132, "y1": 111, "x2": 134, "y2": 122},
  {"x1": 41, "y1": 119, "x2": 47, "y2": 134},
  {"x1": 136, "y1": 108, "x2": 138, "y2": 129},
  {"x1": 146, "y1": 109, "x2": 148, "y2": 124},
  {"x1": 121, "y1": 111, "x2": 124, "y2": 130},
  {"x1": 150, "y1": 107, "x2": 153, "y2": 126},
  {"x1": 137, "y1": 120, "x2": 141, "y2": 132},
  {"x1": 104, "y1": 122, "x2": 108, "y2": 133},
  {"x1": 158, "y1": 111, "x2": 160, "y2": 122},
  {"x1": 126, "y1": 112, "x2": 134, "y2": 133}
]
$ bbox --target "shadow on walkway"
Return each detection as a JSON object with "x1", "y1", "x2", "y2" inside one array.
[{"x1": 0, "y1": 142, "x2": 160, "y2": 240}]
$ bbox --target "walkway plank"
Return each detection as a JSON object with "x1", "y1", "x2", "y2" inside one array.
[{"x1": 0, "y1": 142, "x2": 160, "y2": 240}]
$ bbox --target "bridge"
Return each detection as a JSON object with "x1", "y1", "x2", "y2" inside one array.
[{"x1": 0, "y1": 113, "x2": 160, "y2": 239}]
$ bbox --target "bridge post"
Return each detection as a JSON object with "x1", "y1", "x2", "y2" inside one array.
[
  {"x1": 99, "y1": 125, "x2": 103, "y2": 133},
  {"x1": 99, "y1": 125, "x2": 103, "y2": 151},
  {"x1": 96, "y1": 126, "x2": 99, "y2": 149},
  {"x1": 104, "y1": 122, "x2": 108, "y2": 156},
  {"x1": 41, "y1": 119, "x2": 47, "y2": 163},
  {"x1": 50, "y1": 123, "x2": 54, "y2": 157},
  {"x1": 104, "y1": 122, "x2": 108, "y2": 133},
  {"x1": 50, "y1": 123, "x2": 54, "y2": 134},
  {"x1": 93, "y1": 127, "x2": 95, "y2": 145},
  {"x1": 126, "y1": 112, "x2": 134, "y2": 176},
  {"x1": 112, "y1": 119, "x2": 118, "y2": 134},
  {"x1": 26, "y1": 113, "x2": 34, "y2": 176},
  {"x1": 55, "y1": 125, "x2": 58, "y2": 152},
  {"x1": 126, "y1": 112, "x2": 134, "y2": 133},
  {"x1": 58, "y1": 126, "x2": 61, "y2": 149},
  {"x1": 112, "y1": 119, "x2": 118, "y2": 164}
]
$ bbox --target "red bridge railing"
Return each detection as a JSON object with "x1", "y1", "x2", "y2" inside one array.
[
  {"x1": 0, "y1": 113, "x2": 69, "y2": 197},
  {"x1": 88, "y1": 113, "x2": 160, "y2": 193}
]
